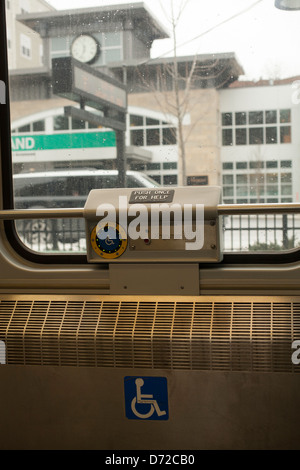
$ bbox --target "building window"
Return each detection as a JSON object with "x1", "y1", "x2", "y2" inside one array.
[
  {"x1": 129, "y1": 113, "x2": 177, "y2": 147},
  {"x1": 54, "y1": 116, "x2": 69, "y2": 131},
  {"x1": 18, "y1": 124, "x2": 30, "y2": 133},
  {"x1": 32, "y1": 120, "x2": 45, "y2": 132},
  {"x1": 146, "y1": 128, "x2": 160, "y2": 146},
  {"x1": 236, "y1": 161, "x2": 248, "y2": 169},
  {"x1": 221, "y1": 109, "x2": 292, "y2": 146},
  {"x1": 222, "y1": 129, "x2": 233, "y2": 146},
  {"x1": 71, "y1": 118, "x2": 85, "y2": 130},
  {"x1": 163, "y1": 175, "x2": 178, "y2": 185},
  {"x1": 280, "y1": 126, "x2": 291, "y2": 143},
  {"x1": 235, "y1": 112, "x2": 247, "y2": 125},
  {"x1": 249, "y1": 111, "x2": 263, "y2": 125},
  {"x1": 222, "y1": 113, "x2": 232, "y2": 126},
  {"x1": 163, "y1": 128, "x2": 177, "y2": 145},
  {"x1": 129, "y1": 161, "x2": 178, "y2": 187},
  {"x1": 130, "y1": 115, "x2": 143, "y2": 127},
  {"x1": 280, "y1": 109, "x2": 291, "y2": 123},
  {"x1": 222, "y1": 160, "x2": 293, "y2": 203},
  {"x1": 249, "y1": 127, "x2": 263, "y2": 145},
  {"x1": 266, "y1": 110, "x2": 277, "y2": 123},
  {"x1": 266, "y1": 127, "x2": 277, "y2": 144},
  {"x1": 222, "y1": 162, "x2": 233, "y2": 170},
  {"x1": 236, "y1": 128, "x2": 247, "y2": 145},
  {"x1": 16, "y1": 120, "x2": 45, "y2": 133},
  {"x1": 131, "y1": 129, "x2": 144, "y2": 146},
  {"x1": 20, "y1": 34, "x2": 31, "y2": 59}
]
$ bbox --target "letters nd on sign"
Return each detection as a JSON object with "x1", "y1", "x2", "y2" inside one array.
[{"x1": 11, "y1": 131, "x2": 116, "y2": 152}]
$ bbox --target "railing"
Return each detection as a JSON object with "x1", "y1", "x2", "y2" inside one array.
[
  {"x1": 218, "y1": 203, "x2": 300, "y2": 252},
  {"x1": 1, "y1": 204, "x2": 300, "y2": 254},
  {"x1": 222, "y1": 214, "x2": 300, "y2": 252}
]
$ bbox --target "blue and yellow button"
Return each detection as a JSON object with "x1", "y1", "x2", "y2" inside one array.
[{"x1": 91, "y1": 222, "x2": 127, "y2": 259}]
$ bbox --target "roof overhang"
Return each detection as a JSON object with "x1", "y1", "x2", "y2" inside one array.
[
  {"x1": 111, "y1": 52, "x2": 245, "y2": 89},
  {"x1": 16, "y1": 2, "x2": 169, "y2": 42}
]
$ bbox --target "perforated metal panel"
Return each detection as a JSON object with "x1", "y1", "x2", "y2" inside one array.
[{"x1": 0, "y1": 295, "x2": 299, "y2": 372}]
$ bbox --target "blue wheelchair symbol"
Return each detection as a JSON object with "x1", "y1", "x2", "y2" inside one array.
[{"x1": 124, "y1": 376, "x2": 169, "y2": 420}]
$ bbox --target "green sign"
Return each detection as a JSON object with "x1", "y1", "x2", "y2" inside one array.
[{"x1": 11, "y1": 131, "x2": 116, "y2": 152}]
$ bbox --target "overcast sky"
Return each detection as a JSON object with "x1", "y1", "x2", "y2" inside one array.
[{"x1": 46, "y1": 0, "x2": 300, "y2": 80}]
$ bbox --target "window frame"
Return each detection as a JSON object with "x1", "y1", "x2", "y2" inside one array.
[
  {"x1": 1, "y1": 4, "x2": 300, "y2": 267},
  {"x1": 221, "y1": 109, "x2": 293, "y2": 147}
]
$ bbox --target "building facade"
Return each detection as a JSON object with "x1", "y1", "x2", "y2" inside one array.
[
  {"x1": 5, "y1": 0, "x2": 55, "y2": 70},
  {"x1": 7, "y1": 2, "x2": 242, "y2": 188},
  {"x1": 220, "y1": 81, "x2": 300, "y2": 204}
]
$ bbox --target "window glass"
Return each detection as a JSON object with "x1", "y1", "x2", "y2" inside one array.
[
  {"x1": 280, "y1": 109, "x2": 291, "y2": 123},
  {"x1": 146, "y1": 117, "x2": 160, "y2": 126},
  {"x1": 162, "y1": 128, "x2": 177, "y2": 145},
  {"x1": 131, "y1": 129, "x2": 144, "y2": 146},
  {"x1": 249, "y1": 111, "x2": 263, "y2": 125},
  {"x1": 54, "y1": 116, "x2": 69, "y2": 131},
  {"x1": 265, "y1": 110, "x2": 277, "y2": 124},
  {"x1": 104, "y1": 32, "x2": 121, "y2": 47},
  {"x1": 222, "y1": 129, "x2": 233, "y2": 146},
  {"x1": 223, "y1": 175, "x2": 233, "y2": 185},
  {"x1": 130, "y1": 115, "x2": 144, "y2": 127},
  {"x1": 266, "y1": 127, "x2": 277, "y2": 144},
  {"x1": 33, "y1": 120, "x2": 45, "y2": 132},
  {"x1": 235, "y1": 112, "x2": 246, "y2": 125},
  {"x1": 236, "y1": 162, "x2": 247, "y2": 170},
  {"x1": 3, "y1": 0, "x2": 300, "y2": 257},
  {"x1": 249, "y1": 127, "x2": 264, "y2": 145},
  {"x1": 105, "y1": 49, "x2": 122, "y2": 63},
  {"x1": 146, "y1": 128, "x2": 160, "y2": 146},
  {"x1": 266, "y1": 161, "x2": 278, "y2": 169},
  {"x1": 71, "y1": 118, "x2": 85, "y2": 130},
  {"x1": 223, "y1": 162, "x2": 233, "y2": 170},
  {"x1": 236, "y1": 128, "x2": 247, "y2": 145},
  {"x1": 222, "y1": 113, "x2": 232, "y2": 126},
  {"x1": 280, "y1": 126, "x2": 291, "y2": 143}
]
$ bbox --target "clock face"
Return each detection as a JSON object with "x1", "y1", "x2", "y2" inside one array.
[{"x1": 71, "y1": 35, "x2": 99, "y2": 64}]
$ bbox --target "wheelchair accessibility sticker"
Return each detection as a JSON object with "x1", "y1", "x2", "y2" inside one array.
[{"x1": 124, "y1": 376, "x2": 169, "y2": 420}]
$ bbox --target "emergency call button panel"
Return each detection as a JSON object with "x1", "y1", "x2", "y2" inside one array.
[{"x1": 83, "y1": 186, "x2": 223, "y2": 263}]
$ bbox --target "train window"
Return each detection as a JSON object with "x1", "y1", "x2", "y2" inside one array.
[
  {"x1": 3, "y1": 3, "x2": 300, "y2": 453},
  {"x1": 2, "y1": 0, "x2": 300, "y2": 262}
]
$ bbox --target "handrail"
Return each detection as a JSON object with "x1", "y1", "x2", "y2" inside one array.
[
  {"x1": 218, "y1": 203, "x2": 300, "y2": 215},
  {"x1": 0, "y1": 203, "x2": 300, "y2": 220},
  {"x1": 0, "y1": 208, "x2": 85, "y2": 220}
]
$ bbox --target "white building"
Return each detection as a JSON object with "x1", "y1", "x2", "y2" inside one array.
[{"x1": 220, "y1": 80, "x2": 300, "y2": 204}]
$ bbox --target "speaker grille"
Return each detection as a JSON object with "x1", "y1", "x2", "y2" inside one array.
[{"x1": 0, "y1": 295, "x2": 299, "y2": 372}]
